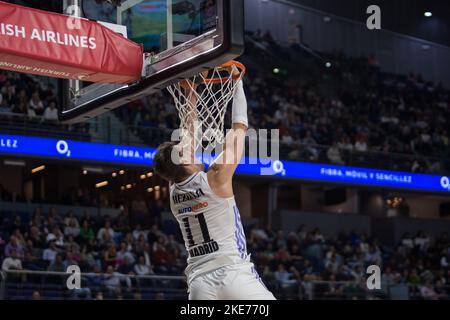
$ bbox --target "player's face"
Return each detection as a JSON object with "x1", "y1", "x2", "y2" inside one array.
[{"x1": 183, "y1": 163, "x2": 205, "y2": 173}]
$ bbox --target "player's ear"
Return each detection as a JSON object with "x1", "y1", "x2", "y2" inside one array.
[
  {"x1": 171, "y1": 143, "x2": 186, "y2": 165},
  {"x1": 176, "y1": 143, "x2": 197, "y2": 166}
]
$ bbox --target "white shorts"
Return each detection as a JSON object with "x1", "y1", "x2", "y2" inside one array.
[{"x1": 188, "y1": 263, "x2": 276, "y2": 300}]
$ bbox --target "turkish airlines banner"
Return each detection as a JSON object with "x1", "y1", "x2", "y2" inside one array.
[{"x1": 0, "y1": 1, "x2": 143, "y2": 84}]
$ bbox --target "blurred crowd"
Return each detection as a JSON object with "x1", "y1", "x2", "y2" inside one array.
[
  {"x1": 244, "y1": 54, "x2": 449, "y2": 174},
  {"x1": 248, "y1": 223, "x2": 450, "y2": 300},
  {"x1": 0, "y1": 70, "x2": 90, "y2": 137},
  {"x1": 0, "y1": 207, "x2": 183, "y2": 299},
  {"x1": 1, "y1": 206, "x2": 449, "y2": 300},
  {"x1": 0, "y1": 70, "x2": 58, "y2": 120}
]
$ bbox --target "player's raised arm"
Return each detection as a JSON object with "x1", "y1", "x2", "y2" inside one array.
[
  {"x1": 207, "y1": 79, "x2": 248, "y2": 196},
  {"x1": 177, "y1": 80, "x2": 199, "y2": 166}
]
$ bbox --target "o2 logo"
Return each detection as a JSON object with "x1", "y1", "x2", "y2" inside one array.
[
  {"x1": 259, "y1": 160, "x2": 286, "y2": 176},
  {"x1": 441, "y1": 176, "x2": 450, "y2": 191},
  {"x1": 56, "y1": 140, "x2": 72, "y2": 157},
  {"x1": 272, "y1": 160, "x2": 286, "y2": 176}
]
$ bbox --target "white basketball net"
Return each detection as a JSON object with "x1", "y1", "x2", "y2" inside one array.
[{"x1": 167, "y1": 62, "x2": 245, "y2": 153}]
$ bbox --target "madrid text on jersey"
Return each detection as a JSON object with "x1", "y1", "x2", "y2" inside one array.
[
  {"x1": 189, "y1": 240, "x2": 220, "y2": 258},
  {"x1": 172, "y1": 188, "x2": 205, "y2": 204}
]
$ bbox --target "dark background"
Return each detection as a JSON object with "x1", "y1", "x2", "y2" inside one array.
[{"x1": 292, "y1": 0, "x2": 450, "y2": 46}]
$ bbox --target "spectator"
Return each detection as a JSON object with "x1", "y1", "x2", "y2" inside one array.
[
  {"x1": 86, "y1": 264, "x2": 104, "y2": 289},
  {"x1": 4, "y1": 235, "x2": 25, "y2": 259},
  {"x1": 420, "y1": 281, "x2": 441, "y2": 300},
  {"x1": 139, "y1": 242, "x2": 153, "y2": 271},
  {"x1": 338, "y1": 136, "x2": 354, "y2": 152},
  {"x1": 117, "y1": 242, "x2": 135, "y2": 265},
  {"x1": 251, "y1": 223, "x2": 270, "y2": 242},
  {"x1": 79, "y1": 220, "x2": 95, "y2": 243},
  {"x1": 131, "y1": 196, "x2": 148, "y2": 225},
  {"x1": 43, "y1": 101, "x2": 58, "y2": 120},
  {"x1": 48, "y1": 207, "x2": 63, "y2": 226},
  {"x1": 414, "y1": 231, "x2": 430, "y2": 252},
  {"x1": 1, "y1": 250, "x2": 23, "y2": 271},
  {"x1": 0, "y1": 97, "x2": 9, "y2": 113},
  {"x1": 64, "y1": 219, "x2": 80, "y2": 238},
  {"x1": 29, "y1": 91, "x2": 44, "y2": 115},
  {"x1": 117, "y1": 256, "x2": 135, "y2": 276},
  {"x1": 364, "y1": 245, "x2": 382, "y2": 265},
  {"x1": 42, "y1": 241, "x2": 59, "y2": 262},
  {"x1": 103, "y1": 265, "x2": 122, "y2": 296},
  {"x1": 26, "y1": 102, "x2": 36, "y2": 117},
  {"x1": 65, "y1": 236, "x2": 81, "y2": 253},
  {"x1": 2, "y1": 82, "x2": 16, "y2": 107},
  {"x1": 28, "y1": 226, "x2": 45, "y2": 249},
  {"x1": 440, "y1": 251, "x2": 449, "y2": 269},
  {"x1": 134, "y1": 255, "x2": 153, "y2": 276},
  {"x1": 114, "y1": 209, "x2": 131, "y2": 234},
  {"x1": 46, "y1": 227, "x2": 64, "y2": 248},
  {"x1": 22, "y1": 241, "x2": 42, "y2": 271},
  {"x1": 48, "y1": 254, "x2": 65, "y2": 272},
  {"x1": 152, "y1": 237, "x2": 170, "y2": 273},
  {"x1": 97, "y1": 221, "x2": 115, "y2": 242},
  {"x1": 354, "y1": 136, "x2": 368, "y2": 152},
  {"x1": 401, "y1": 233, "x2": 414, "y2": 249},
  {"x1": 64, "y1": 212, "x2": 80, "y2": 228},
  {"x1": 63, "y1": 251, "x2": 79, "y2": 269},
  {"x1": 274, "y1": 264, "x2": 294, "y2": 287},
  {"x1": 325, "y1": 254, "x2": 341, "y2": 273},
  {"x1": 132, "y1": 224, "x2": 146, "y2": 241},
  {"x1": 327, "y1": 141, "x2": 344, "y2": 164},
  {"x1": 103, "y1": 244, "x2": 118, "y2": 268}
]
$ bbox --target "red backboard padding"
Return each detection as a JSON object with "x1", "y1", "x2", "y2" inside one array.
[{"x1": 0, "y1": 1, "x2": 143, "y2": 84}]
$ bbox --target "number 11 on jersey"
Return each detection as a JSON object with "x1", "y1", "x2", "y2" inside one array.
[{"x1": 182, "y1": 213, "x2": 212, "y2": 247}]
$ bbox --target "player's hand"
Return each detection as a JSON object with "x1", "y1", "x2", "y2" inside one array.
[{"x1": 179, "y1": 79, "x2": 197, "y2": 92}]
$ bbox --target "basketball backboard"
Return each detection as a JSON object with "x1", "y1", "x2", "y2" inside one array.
[{"x1": 59, "y1": 0, "x2": 244, "y2": 123}]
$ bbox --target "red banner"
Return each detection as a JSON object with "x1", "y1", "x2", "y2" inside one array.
[{"x1": 0, "y1": 1, "x2": 143, "y2": 84}]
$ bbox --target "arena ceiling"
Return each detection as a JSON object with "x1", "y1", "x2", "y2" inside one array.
[{"x1": 291, "y1": 0, "x2": 450, "y2": 47}]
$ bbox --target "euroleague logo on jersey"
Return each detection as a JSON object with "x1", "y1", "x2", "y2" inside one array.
[{"x1": 178, "y1": 202, "x2": 209, "y2": 214}]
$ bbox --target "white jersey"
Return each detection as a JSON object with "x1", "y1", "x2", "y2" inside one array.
[{"x1": 169, "y1": 171, "x2": 250, "y2": 284}]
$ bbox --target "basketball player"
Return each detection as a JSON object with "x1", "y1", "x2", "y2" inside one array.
[{"x1": 153, "y1": 78, "x2": 275, "y2": 300}]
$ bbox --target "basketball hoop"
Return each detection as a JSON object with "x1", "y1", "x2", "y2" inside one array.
[{"x1": 167, "y1": 60, "x2": 246, "y2": 152}]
